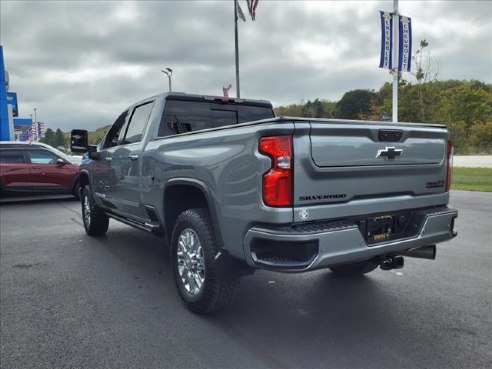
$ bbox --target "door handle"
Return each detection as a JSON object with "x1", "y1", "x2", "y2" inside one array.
[
  {"x1": 105, "y1": 157, "x2": 112, "y2": 162},
  {"x1": 129, "y1": 155, "x2": 139, "y2": 161}
]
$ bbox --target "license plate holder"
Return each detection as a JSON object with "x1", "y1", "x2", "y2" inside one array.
[{"x1": 366, "y1": 214, "x2": 395, "y2": 243}]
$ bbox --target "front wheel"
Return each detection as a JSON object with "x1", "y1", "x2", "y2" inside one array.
[
  {"x1": 329, "y1": 259, "x2": 379, "y2": 276},
  {"x1": 81, "y1": 185, "x2": 109, "y2": 236},
  {"x1": 171, "y1": 208, "x2": 239, "y2": 314},
  {"x1": 73, "y1": 180, "x2": 81, "y2": 200}
]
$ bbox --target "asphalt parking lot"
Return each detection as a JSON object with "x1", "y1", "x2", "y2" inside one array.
[{"x1": 1, "y1": 191, "x2": 491, "y2": 369}]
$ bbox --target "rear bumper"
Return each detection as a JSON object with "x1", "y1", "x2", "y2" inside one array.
[{"x1": 243, "y1": 206, "x2": 458, "y2": 272}]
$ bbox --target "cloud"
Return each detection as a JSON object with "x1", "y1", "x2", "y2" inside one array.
[{"x1": 1, "y1": 0, "x2": 491, "y2": 131}]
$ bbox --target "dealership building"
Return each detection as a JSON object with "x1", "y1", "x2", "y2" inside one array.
[{"x1": 0, "y1": 45, "x2": 41, "y2": 142}]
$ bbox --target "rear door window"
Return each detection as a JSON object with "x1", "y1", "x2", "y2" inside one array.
[{"x1": 0, "y1": 150, "x2": 25, "y2": 164}]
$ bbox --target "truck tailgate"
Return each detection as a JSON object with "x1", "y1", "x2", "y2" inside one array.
[
  {"x1": 310, "y1": 123, "x2": 444, "y2": 167},
  {"x1": 293, "y1": 120, "x2": 450, "y2": 222}
]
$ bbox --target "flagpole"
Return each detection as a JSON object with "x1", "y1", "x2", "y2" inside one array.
[
  {"x1": 392, "y1": 0, "x2": 398, "y2": 122},
  {"x1": 234, "y1": 0, "x2": 241, "y2": 98},
  {"x1": 34, "y1": 107, "x2": 38, "y2": 142}
]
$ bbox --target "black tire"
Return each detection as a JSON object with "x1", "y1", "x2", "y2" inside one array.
[
  {"x1": 81, "y1": 185, "x2": 109, "y2": 236},
  {"x1": 171, "y1": 208, "x2": 239, "y2": 314},
  {"x1": 73, "y1": 180, "x2": 81, "y2": 200},
  {"x1": 329, "y1": 259, "x2": 379, "y2": 276}
]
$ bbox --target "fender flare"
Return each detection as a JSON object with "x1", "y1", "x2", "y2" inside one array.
[{"x1": 164, "y1": 177, "x2": 224, "y2": 248}]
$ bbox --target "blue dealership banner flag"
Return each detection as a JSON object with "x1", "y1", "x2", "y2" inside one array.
[
  {"x1": 398, "y1": 16, "x2": 412, "y2": 72},
  {"x1": 6, "y1": 92, "x2": 18, "y2": 117},
  {"x1": 379, "y1": 11, "x2": 393, "y2": 69}
]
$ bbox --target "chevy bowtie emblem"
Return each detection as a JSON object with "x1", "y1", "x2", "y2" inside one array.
[{"x1": 376, "y1": 146, "x2": 403, "y2": 160}]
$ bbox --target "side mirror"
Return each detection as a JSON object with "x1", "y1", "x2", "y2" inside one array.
[
  {"x1": 71, "y1": 129, "x2": 88, "y2": 153},
  {"x1": 56, "y1": 158, "x2": 66, "y2": 165},
  {"x1": 88, "y1": 145, "x2": 100, "y2": 160}
]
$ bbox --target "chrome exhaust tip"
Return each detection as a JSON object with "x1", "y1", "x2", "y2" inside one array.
[{"x1": 401, "y1": 245, "x2": 436, "y2": 260}]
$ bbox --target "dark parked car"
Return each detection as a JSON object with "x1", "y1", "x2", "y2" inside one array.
[{"x1": 0, "y1": 141, "x2": 81, "y2": 198}]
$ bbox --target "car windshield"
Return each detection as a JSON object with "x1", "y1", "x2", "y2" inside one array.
[{"x1": 69, "y1": 155, "x2": 83, "y2": 164}]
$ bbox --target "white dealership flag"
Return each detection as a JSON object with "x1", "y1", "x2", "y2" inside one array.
[
  {"x1": 379, "y1": 11, "x2": 393, "y2": 69},
  {"x1": 398, "y1": 15, "x2": 412, "y2": 72}
]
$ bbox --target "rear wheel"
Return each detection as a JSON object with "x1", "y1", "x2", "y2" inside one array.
[
  {"x1": 329, "y1": 259, "x2": 379, "y2": 276},
  {"x1": 171, "y1": 208, "x2": 239, "y2": 314},
  {"x1": 81, "y1": 185, "x2": 109, "y2": 236}
]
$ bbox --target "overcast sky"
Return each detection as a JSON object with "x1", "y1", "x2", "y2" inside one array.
[{"x1": 1, "y1": 0, "x2": 491, "y2": 131}]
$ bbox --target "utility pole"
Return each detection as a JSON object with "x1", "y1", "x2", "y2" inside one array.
[
  {"x1": 392, "y1": 0, "x2": 399, "y2": 122},
  {"x1": 234, "y1": 0, "x2": 240, "y2": 98}
]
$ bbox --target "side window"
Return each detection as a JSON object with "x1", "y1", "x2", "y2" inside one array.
[
  {"x1": 102, "y1": 110, "x2": 129, "y2": 149},
  {"x1": 0, "y1": 150, "x2": 25, "y2": 164},
  {"x1": 124, "y1": 102, "x2": 154, "y2": 144},
  {"x1": 28, "y1": 150, "x2": 60, "y2": 164}
]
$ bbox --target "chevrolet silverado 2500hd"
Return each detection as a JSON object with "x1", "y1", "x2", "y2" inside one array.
[{"x1": 71, "y1": 92, "x2": 458, "y2": 313}]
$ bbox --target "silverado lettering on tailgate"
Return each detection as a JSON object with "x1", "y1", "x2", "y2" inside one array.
[{"x1": 299, "y1": 194, "x2": 347, "y2": 201}]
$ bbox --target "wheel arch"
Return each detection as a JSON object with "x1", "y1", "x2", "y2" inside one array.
[
  {"x1": 163, "y1": 178, "x2": 223, "y2": 247},
  {"x1": 77, "y1": 170, "x2": 90, "y2": 191}
]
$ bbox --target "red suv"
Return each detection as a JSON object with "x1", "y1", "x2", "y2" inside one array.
[{"x1": 0, "y1": 142, "x2": 81, "y2": 198}]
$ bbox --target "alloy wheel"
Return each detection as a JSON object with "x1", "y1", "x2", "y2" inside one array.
[
  {"x1": 176, "y1": 228, "x2": 205, "y2": 296},
  {"x1": 83, "y1": 195, "x2": 91, "y2": 226}
]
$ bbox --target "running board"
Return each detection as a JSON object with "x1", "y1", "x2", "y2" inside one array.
[{"x1": 106, "y1": 212, "x2": 165, "y2": 236}]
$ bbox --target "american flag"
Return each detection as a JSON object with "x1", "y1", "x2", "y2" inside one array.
[
  {"x1": 37, "y1": 122, "x2": 45, "y2": 138},
  {"x1": 19, "y1": 129, "x2": 31, "y2": 142},
  {"x1": 31, "y1": 122, "x2": 37, "y2": 141},
  {"x1": 246, "y1": 0, "x2": 259, "y2": 21}
]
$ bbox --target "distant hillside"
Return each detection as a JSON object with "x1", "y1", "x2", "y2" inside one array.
[
  {"x1": 62, "y1": 125, "x2": 111, "y2": 146},
  {"x1": 88, "y1": 125, "x2": 111, "y2": 145}
]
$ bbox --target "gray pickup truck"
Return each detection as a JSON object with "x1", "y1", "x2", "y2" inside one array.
[{"x1": 71, "y1": 92, "x2": 457, "y2": 313}]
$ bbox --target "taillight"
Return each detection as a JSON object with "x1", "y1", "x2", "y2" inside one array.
[
  {"x1": 446, "y1": 139, "x2": 453, "y2": 192},
  {"x1": 259, "y1": 136, "x2": 293, "y2": 207}
]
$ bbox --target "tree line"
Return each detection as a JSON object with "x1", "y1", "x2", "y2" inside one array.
[
  {"x1": 274, "y1": 79, "x2": 492, "y2": 154},
  {"x1": 40, "y1": 128, "x2": 67, "y2": 149},
  {"x1": 40, "y1": 125, "x2": 111, "y2": 150}
]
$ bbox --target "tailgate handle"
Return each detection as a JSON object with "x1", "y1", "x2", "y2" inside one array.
[{"x1": 379, "y1": 129, "x2": 403, "y2": 142}]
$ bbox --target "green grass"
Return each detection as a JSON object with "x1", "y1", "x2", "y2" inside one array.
[{"x1": 452, "y1": 167, "x2": 492, "y2": 192}]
